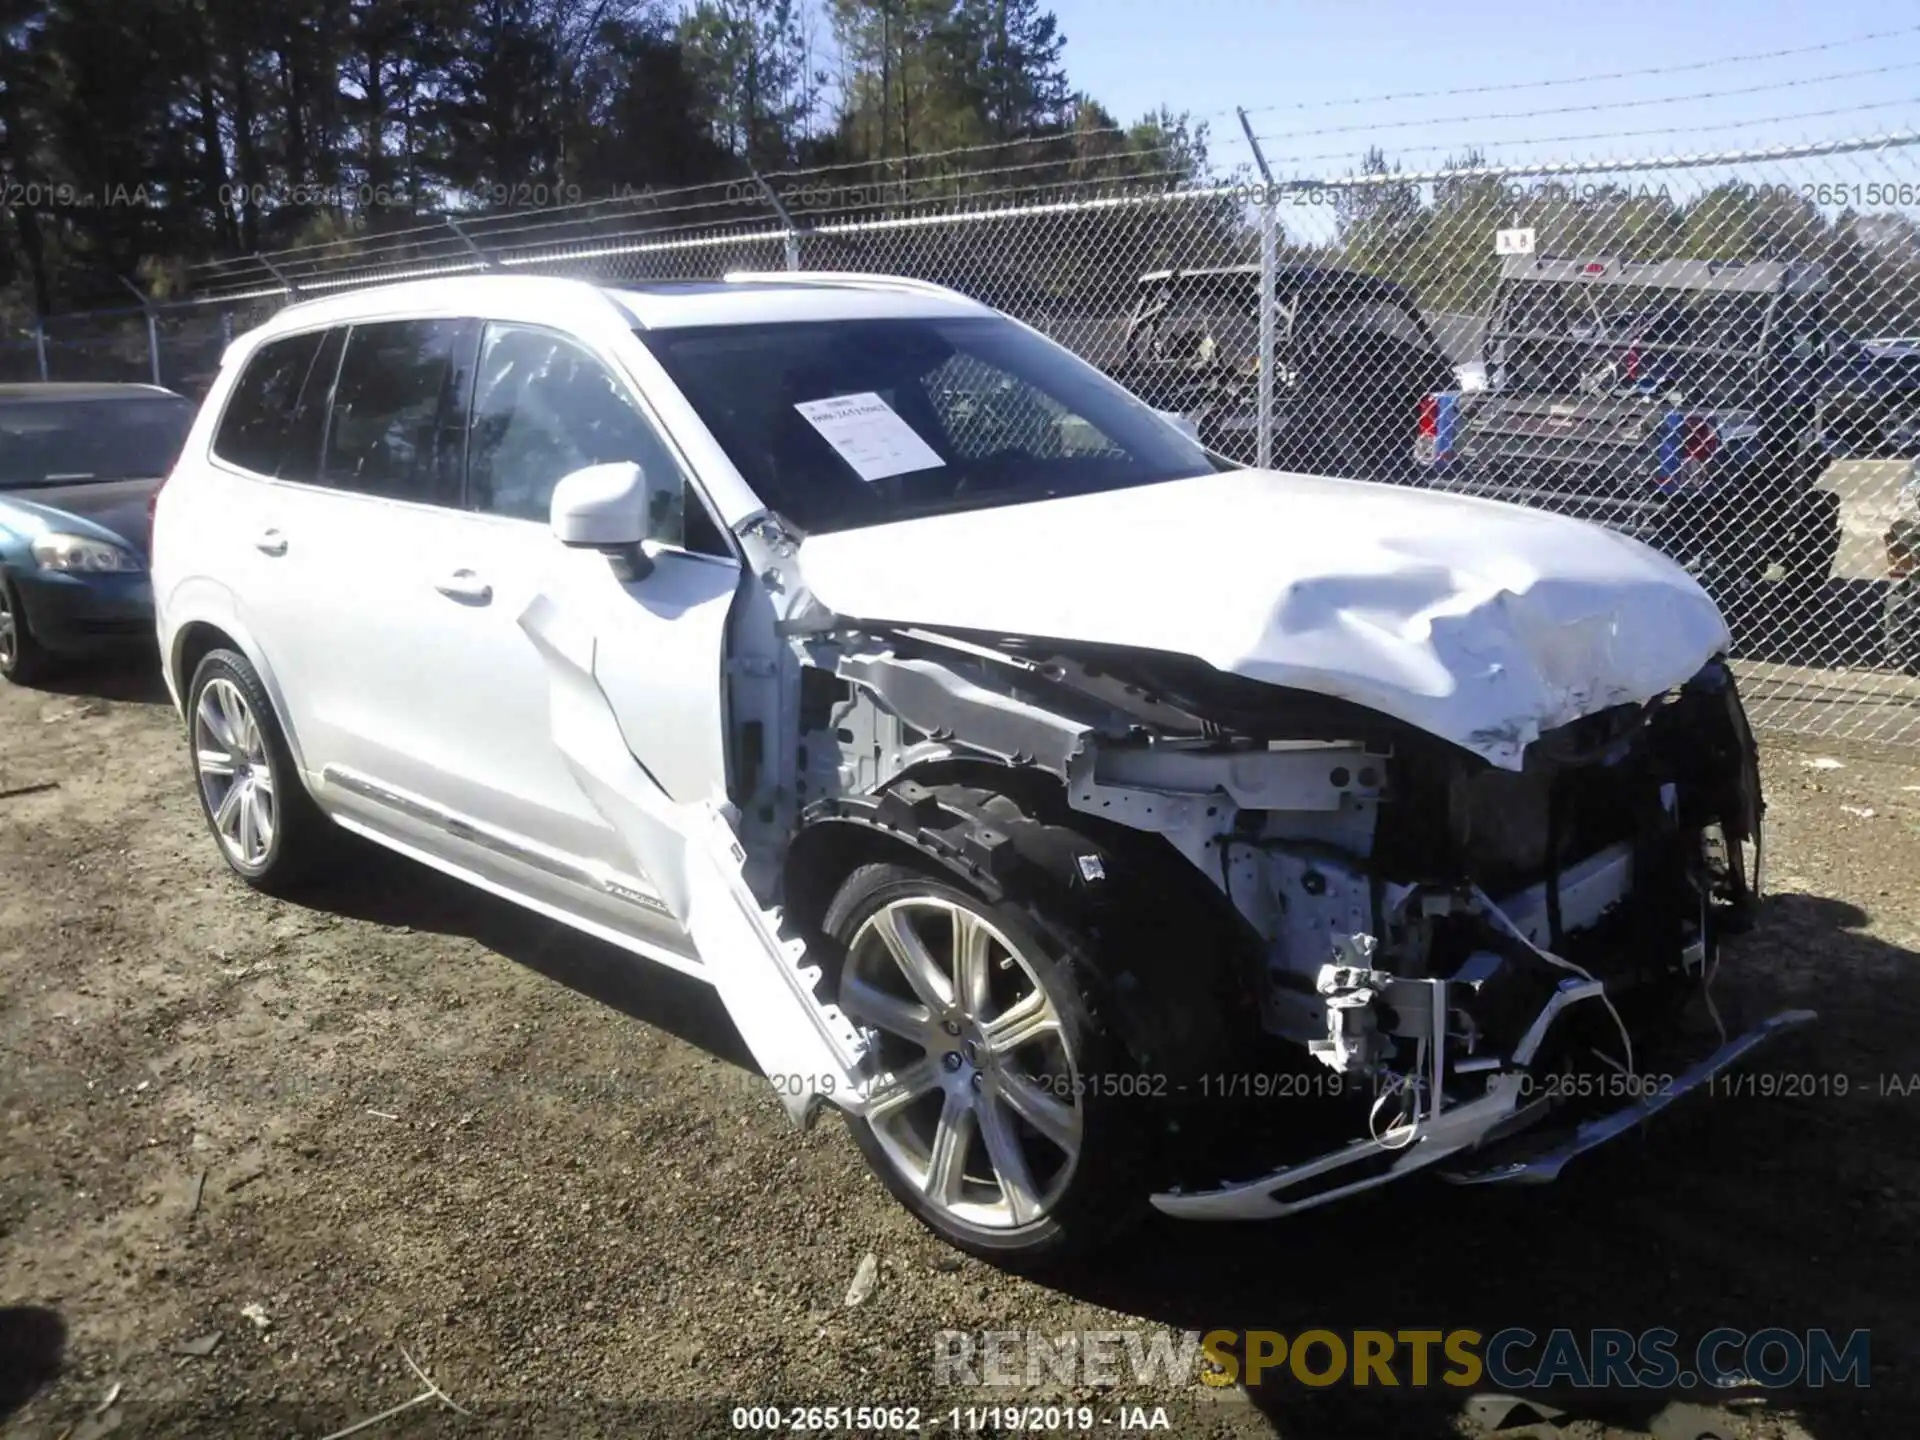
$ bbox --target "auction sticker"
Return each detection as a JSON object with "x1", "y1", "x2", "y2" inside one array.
[{"x1": 794, "y1": 392, "x2": 945, "y2": 480}]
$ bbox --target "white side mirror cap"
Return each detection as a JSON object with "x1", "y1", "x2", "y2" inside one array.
[{"x1": 550, "y1": 462, "x2": 646, "y2": 547}]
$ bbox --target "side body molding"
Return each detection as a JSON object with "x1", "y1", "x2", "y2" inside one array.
[{"x1": 517, "y1": 593, "x2": 871, "y2": 1124}]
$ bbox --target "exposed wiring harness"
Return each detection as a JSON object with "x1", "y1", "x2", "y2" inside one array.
[
  {"x1": 1469, "y1": 883, "x2": 1638, "y2": 1081},
  {"x1": 1368, "y1": 1041, "x2": 1425, "y2": 1151}
]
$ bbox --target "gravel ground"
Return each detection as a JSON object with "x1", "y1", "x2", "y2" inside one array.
[{"x1": 2, "y1": 659, "x2": 1916, "y2": 1440}]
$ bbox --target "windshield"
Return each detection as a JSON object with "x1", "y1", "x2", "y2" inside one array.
[
  {"x1": 640, "y1": 316, "x2": 1218, "y2": 534},
  {"x1": 0, "y1": 395, "x2": 196, "y2": 489},
  {"x1": 1491, "y1": 281, "x2": 1774, "y2": 402}
]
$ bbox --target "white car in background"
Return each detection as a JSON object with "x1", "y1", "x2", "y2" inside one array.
[{"x1": 152, "y1": 272, "x2": 1803, "y2": 1266}]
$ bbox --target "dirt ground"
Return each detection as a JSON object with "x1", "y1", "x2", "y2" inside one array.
[{"x1": 2, "y1": 658, "x2": 1916, "y2": 1440}]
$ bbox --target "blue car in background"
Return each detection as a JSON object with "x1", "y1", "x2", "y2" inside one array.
[{"x1": 0, "y1": 383, "x2": 197, "y2": 685}]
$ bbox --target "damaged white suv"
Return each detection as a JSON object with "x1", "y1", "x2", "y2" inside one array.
[{"x1": 153, "y1": 273, "x2": 1808, "y2": 1265}]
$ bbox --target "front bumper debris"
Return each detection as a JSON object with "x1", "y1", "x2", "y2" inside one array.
[
  {"x1": 1437, "y1": 1007, "x2": 1816, "y2": 1185},
  {"x1": 1147, "y1": 1007, "x2": 1815, "y2": 1221}
]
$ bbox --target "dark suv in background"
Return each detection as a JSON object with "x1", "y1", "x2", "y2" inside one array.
[{"x1": 1110, "y1": 264, "x2": 1466, "y2": 480}]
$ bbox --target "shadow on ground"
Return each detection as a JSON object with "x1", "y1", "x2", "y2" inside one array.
[
  {"x1": 0, "y1": 1307, "x2": 67, "y2": 1422},
  {"x1": 16, "y1": 653, "x2": 172, "y2": 706},
  {"x1": 298, "y1": 843, "x2": 756, "y2": 1072},
  {"x1": 1039, "y1": 890, "x2": 1910, "y2": 1439},
  {"x1": 289, "y1": 843, "x2": 1909, "y2": 1439}
]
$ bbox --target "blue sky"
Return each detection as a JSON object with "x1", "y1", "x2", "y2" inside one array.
[{"x1": 1044, "y1": 0, "x2": 1920, "y2": 181}]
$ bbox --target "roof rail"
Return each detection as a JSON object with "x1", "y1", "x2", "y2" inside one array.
[{"x1": 721, "y1": 270, "x2": 979, "y2": 303}]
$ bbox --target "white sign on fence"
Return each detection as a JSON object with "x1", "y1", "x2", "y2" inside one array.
[{"x1": 1495, "y1": 226, "x2": 1537, "y2": 255}]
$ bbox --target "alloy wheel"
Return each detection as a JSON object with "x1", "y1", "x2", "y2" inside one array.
[
  {"x1": 0, "y1": 585, "x2": 17, "y2": 671},
  {"x1": 193, "y1": 677, "x2": 277, "y2": 868},
  {"x1": 840, "y1": 896, "x2": 1083, "y2": 1230}
]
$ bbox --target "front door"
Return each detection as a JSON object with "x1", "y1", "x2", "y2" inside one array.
[{"x1": 382, "y1": 321, "x2": 740, "y2": 944}]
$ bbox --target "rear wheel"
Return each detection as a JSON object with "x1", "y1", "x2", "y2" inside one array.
[
  {"x1": 1780, "y1": 486, "x2": 1841, "y2": 594},
  {"x1": 0, "y1": 574, "x2": 55, "y2": 686},
  {"x1": 1887, "y1": 580, "x2": 1920, "y2": 675},
  {"x1": 823, "y1": 860, "x2": 1146, "y2": 1268},
  {"x1": 187, "y1": 649, "x2": 335, "y2": 895}
]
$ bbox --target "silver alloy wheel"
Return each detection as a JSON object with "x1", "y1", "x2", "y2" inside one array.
[
  {"x1": 193, "y1": 677, "x2": 277, "y2": 868},
  {"x1": 0, "y1": 584, "x2": 16, "y2": 670},
  {"x1": 841, "y1": 895, "x2": 1083, "y2": 1229}
]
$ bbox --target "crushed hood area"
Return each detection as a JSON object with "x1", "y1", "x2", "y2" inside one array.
[{"x1": 795, "y1": 468, "x2": 1732, "y2": 769}]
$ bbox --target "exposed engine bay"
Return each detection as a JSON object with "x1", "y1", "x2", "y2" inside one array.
[{"x1": 723, "y1": 611, "x2": 1804, "y2": 1219}]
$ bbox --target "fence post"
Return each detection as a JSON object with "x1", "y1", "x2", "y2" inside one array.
[
  {"x1": 255, "y1": 253, "x2": 301, "y2": 299},
  {"x1": 1256, "y1": 195, "x2": 1277, "y2": 471},
  {"x1": 445, "y1": 215, "x2": 497, "y2": 271},
  {"x1": 748, "y1": 168, "x2": 802, "y2": 271},
  {"x1": 118, "y1": 277, "x2": 162, "y2": 387},
  {"x1": 33, "y1": 320, "x2": 48, "y2": 381}
]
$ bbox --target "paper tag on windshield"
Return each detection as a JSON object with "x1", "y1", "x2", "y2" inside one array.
[{"x1": 793, "y1": 392, "x2": 944, "y2": 481}]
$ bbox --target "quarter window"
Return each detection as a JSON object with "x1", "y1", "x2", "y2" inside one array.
[
  {"x1": 211, "y1": 330, "x2": 327, "y2": 478},
  {"x1": 320, "y1": 319, "x2": 478, "y2": 505}
]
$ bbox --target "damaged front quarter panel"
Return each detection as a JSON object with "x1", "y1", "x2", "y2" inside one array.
[
  {"x1": 778, "y1": 613, "x2": 1804, "y2": 1221},
  {"x1": 704, "y1": 503, "x2": 1797, "y2": 1220}
]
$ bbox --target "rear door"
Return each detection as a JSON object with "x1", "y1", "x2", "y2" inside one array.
[
  {"x1": 237, "y1": 317, "x2": 481, "y2": 790},
  {"x1": 192, "y1": 325, "x2": 338, "y2": 697}
]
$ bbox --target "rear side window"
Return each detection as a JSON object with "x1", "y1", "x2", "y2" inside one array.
[
  {"x1": 320, "y1": 319, "x2": 478, "y2": 505},
  {"x1": 211, "y1": 331, "x2": 326, "y2": 477}
]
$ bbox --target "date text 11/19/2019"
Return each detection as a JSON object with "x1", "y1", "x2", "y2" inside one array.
[
  {"x1": 731, "y1": 1068, "x2": 1920, "y2": 1104},
  {"x1": 729, "y1": 1405, "x2": 1173, "y2": 1431}
]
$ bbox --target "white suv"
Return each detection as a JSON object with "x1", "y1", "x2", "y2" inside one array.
[{"x1": 154, "y1": 273, "x2": 1803, "y2": 1265}]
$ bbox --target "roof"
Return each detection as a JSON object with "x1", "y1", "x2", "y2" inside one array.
[
  {"x1": 1497, "y1": 253, "x2": 1827, "y2": 294},
  {"x1": 0, "y1": 382, "x2": 187, "y2": 404},
  {"x1": 237, "y1": 272, "x2": 991, "y2": 356}
]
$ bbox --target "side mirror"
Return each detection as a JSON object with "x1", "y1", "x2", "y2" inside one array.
[
  {"x1": 550, "y1": 461, "x2": 662, "y2": 580},
  {"x1": 550, "y1": 461, "x2": 648, "y2": 547}
]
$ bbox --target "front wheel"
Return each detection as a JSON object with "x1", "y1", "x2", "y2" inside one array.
[
  {"x1": 1780, "y1": 486, "x2": 1841, "y2": 594},
  {"x1": 1886, "y1": 580, "x2": 1920, "y2": 675},
  {"x1": 822, "y1": 861, "x2": 1147, "y2": 1268},
  {"x1": 186, "y1": 648, "x2": 335, "y2": 896},
  {"x1": 0, "y1": 574, "x2": 55, "y2": 686}
]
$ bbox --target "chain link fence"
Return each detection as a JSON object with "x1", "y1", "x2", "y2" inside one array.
[{"x1": 27, "y1": 131, "x2": 1920, "y2": 747}]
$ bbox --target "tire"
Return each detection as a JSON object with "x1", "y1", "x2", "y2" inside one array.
[
  {"x1": 821, "y1": 858, "x2": 1149, "y2": 1269},
  {"x1": 1887, "y1": 581, "x2": 1920, "y2": 676},
  {"x1": 1781, "y1": 487, "x2": 1841, "y2": 595},
  {"x1": 185, "y1": 648, "x2": 335, "y2": 896},
  {"x1": 0, "y1": 573, "x2": 56, "y2": 686}
]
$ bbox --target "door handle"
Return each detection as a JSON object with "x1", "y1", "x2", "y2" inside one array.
[
  {"x1": 254, "y1": 529, "x2": 288, "y2": 557},
  {"x1": 433, "y1": 569, "x2": 493, "y2": 605}
]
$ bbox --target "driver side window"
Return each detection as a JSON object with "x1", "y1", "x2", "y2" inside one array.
[{"x1": 466, "y1": 323, "x2": 725, "y2": 553}]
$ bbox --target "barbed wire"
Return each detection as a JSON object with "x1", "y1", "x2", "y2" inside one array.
[
  {"x1": 189, "y1": 148, "x2": 1202, "y2": 284},
  {"x1": 1263, "y1": 96, "x2": 1920, "y2": 171},
  {"x1": 1278, "y1": 128, "x2": 1920, "y2": 190},
  {"x1": 1240, "y1": 23, "x2": 1920, "y2": 114},
  {"x1": 1254, "y1": 58, "x2": 1920, "y2": 144},
  {"x1": 187, "y1": 122, "x2": 1210, "y2": 275}
]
